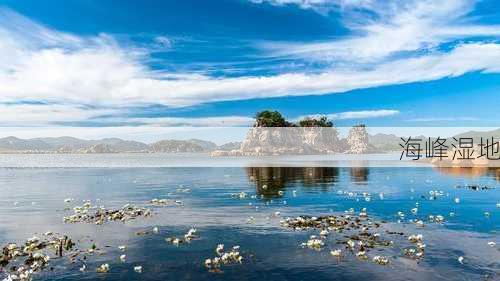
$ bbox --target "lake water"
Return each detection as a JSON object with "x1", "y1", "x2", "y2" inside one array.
[{"x1": 0, "y1": 160, "x2": 498, "y2": 280}]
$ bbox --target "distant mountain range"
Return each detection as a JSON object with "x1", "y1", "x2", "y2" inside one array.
[
  {"x1": 368, "y1": 128, "x2": 500, "y2": 152},
  {"x1": 0, "y1": 136, "x2": 241, "y2": 154},
  {"x1": 1, "y1": 128, "x2": 498, "y2": 154}
]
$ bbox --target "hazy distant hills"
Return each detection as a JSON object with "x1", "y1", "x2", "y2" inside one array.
[
  {"x1": 0, "y1": 136, "x2": 240, "y2": 154},
  {"x1": 452, "y1": 128, "x2": 500, "y2": 141},
  {"x1": 368, "y1": 129, "x2": 500, "y2": 152},
  {"x1": 1, "y1": 128, "x2": 498, "y2": 153}
]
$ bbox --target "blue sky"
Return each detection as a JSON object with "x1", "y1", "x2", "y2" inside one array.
[{"x1": 1, "y1": 0, "x2": 500, "y2": 138}]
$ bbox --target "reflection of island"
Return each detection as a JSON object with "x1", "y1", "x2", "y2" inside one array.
[
  {"x1": 246, "y1": 167, "x2": 339, "y2": 198},
  {"x1": 435, "y1": 167, "x2": 500, "y2": 181},
  {"x1": 349, "y1": 167, "x2": 370, "y2": 184}
]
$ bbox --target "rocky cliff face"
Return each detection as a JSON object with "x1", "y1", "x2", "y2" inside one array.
[
  {"x1": 346, "y1": 125, "x2": 369, "y2": 154},
  {"x1": 212, "y1": 127, "x2": 341, "y2": 156},
  {"x1": 302, "y1": 127, "x2": 340, "y2": 152}
]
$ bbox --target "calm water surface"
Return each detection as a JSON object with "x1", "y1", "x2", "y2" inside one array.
[{"x1": 0, "y1": 166, "x2": 498, "y2": 280}]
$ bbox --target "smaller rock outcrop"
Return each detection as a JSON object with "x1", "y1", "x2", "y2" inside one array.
[{"x1": 346, "y1": 125, "x2": 369, "y2": 154}]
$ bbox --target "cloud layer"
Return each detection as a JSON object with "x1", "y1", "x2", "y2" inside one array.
[{"x1": 0, "y1": 1, "x2": 499, "y2": 126}]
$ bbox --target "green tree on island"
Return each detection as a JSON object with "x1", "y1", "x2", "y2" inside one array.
[
  {"x1": 254, "y1": 110, "x2": 295, "y2": 127},
  {"x1": 298, "y1": 116, "x2": 333, "y2": 127},
  {"x1": 255, "y1": 110, "x2": 334, "y2": 127}
]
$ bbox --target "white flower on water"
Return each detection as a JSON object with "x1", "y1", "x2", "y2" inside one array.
[
  {"x1": 347, "y1": 240, "x2": 355, "y2": 249},
  {"x1": 134, "y1": 266, "x2": 143, "y2": 273},
  {"x1": 185, "y1": 228, "x2": 198, "y2": 240},
  {"x1": 408, "y1": 234, "x2": 423, "y2": 243},
  {"x1": 372, "y1": 255, "x2": 389, "y2": 265},
  {"x1": 356, "y1": 251, "x2": 367, "y2": 259},
  {"x1": 216, "y1": 244, "x2": 224, "y2": 255},
  {"x1": 306, "y1": 238, "x2": 324, "y2": 248},
  {"x1": 330, "y1": 249, "x2": 342, "y2": 257},
  {"x1": 96, "y1": 263, "x2": 110, "y2": 273}
]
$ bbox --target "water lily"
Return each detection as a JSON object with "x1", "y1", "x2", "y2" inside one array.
[
  {"x1": 372, "y1": 255, "x2": 389, "y2": 265},
  {"x1": 355, "y1": 251, "x2": 367, "y2": 260},
  {"x1": 408, "y1": 234, "x2": 423, "y2": 243},
  {"x1": 134, "y1": 266, "x2": 143, "y2": 273},
  {"x1": 96, "y1": 263, "x2": 110, "y2": 273},
  {"x1": 330, "y1": 249, "x2": 341, "y2": 257}
]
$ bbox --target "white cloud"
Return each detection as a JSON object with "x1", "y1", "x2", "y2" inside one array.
[
  {"x1": 90, "y1": 116, "x2": 254, "y2": 127},
  {"x1": 248, "y1": 0, "x2": 375, "y2": 14},
  {"x1": 406, "y1": 117, "x2": 479, "y2": 122},
  {"x1": 154, "y1": 36, "x2": 172, "y2": 49},
  {"x1": 2, "y1": 17, "x2": 500, "y2": 108},
  {"x1": 257, "y1": 0, "x2": 500, "y2": 63},
  {"x1": 0, "y1": 3, "x2": 500, "y2": 125},
  {"x1": 128, "y1": 116, "x2": 254, "y2": 127},
  {"x1": 0, "y1": 102, "x2": 253, "y2": 127},
  {"x1": 298, "y1": 109, "x2": 399, "y2": 121},
  {"x1": 249, "y1": 0, "x2": 334, "y2": 12},
  {"x1": 329, "y1": 109, "x2": 399, "y2": 120},
  {"x1": 0, "y1": 103, "x2": 118, "y2": 126}
]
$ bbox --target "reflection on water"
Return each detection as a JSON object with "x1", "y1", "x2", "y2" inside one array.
[
  {"x1": 349, "y1": 167, "x2": 370, "y2": 184},
  {"x1": 247, "y1": 167, "x2": 372, "y2": 198},
  {"x1": 436, "y1": 166, "x2": 500, "y2": 181},
  {"x1": 246, "y1": 167, "x2": 339, "y2": 198},
  {"x1": 0, "y1": 166, "x2": 498, "y2": 281}
]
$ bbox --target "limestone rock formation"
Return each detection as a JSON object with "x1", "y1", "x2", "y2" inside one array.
[
  {"x1": 346, "y1": 125, "x2": 369, "y2": 154},
  {"x1": 211, "y1": 127, "x2": 340, "y2": 156}
]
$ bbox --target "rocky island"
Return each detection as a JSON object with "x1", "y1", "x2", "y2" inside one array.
[{"x1": 211, "y1": 111, "x2": 371, "y2": 156}]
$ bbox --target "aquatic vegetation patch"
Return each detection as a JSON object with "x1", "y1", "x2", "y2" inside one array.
[
  {"x1": 454, "y1": 184, "x2": 495, "y2": 191},
  {"x1": 0, "y1": 235, "x2": 75, "y2": 281},
  {"x1": 280, "y1": 209, "x2": 437, "y2": 266},
  {"x1": 165, "y1": 228, "x2": 199, "y2": 246},
  {"x1": 149, "y1": 198, "x2": 183, "y2": 206},
  {"x1": 63, "y1": 202, "x2": 152, "y2": 224},
  {"x1": 204, "y1": 244, "x2": 243, "y2": 272}
]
